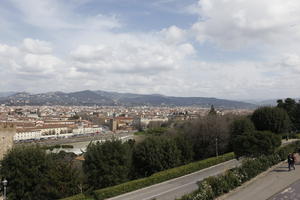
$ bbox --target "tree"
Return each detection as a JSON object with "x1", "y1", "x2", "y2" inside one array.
[
  {"x1": 174, "y1": 135, "x2": 194, "y2": 164},
  {"x1": 0, "y1": 146, "x2": 51, "y2": 200},
  {"x1": 277, "y1": 98, "x2": 300, "y2": 131},
  {"x1": 230, "y1": 118, "x2": 255, "y2": 138},
  {"x1": 185, "y1": 115, "x2": 233, "y2": 160},
  {"x1": 232, "y1": 131, "x2": 281, "y2": 157},
  {"x1": 229, "y1": 117, "x2": 255, "y2": 150},
  {"x1": 132, "y1": 137, "x2": 181, "y2": 177},
  {"x1": 46, "y1": 152, "x2": 81, "y2": 199},
  {"x1": 209, "y1": 105, "x2": 217, "y2": 115},
  {"x1": 277, "y1": 98, "x2": 297, "y2": 116},
  {"x1": 0, "y1": 146, "x2": 81, "y2": 200},
  {"x1": 251, "y1": 107, "x2": 291, "y2": 134},
  {"x1": 83, "y1": 140, "x2": 132, "y2": 189},
  {"x1": 46, "y1": 159, "x2": 81, "y2": 199}
]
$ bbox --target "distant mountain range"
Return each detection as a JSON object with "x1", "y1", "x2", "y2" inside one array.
[
  {"x1": 0, "y1": 90, "x2": 256, "y2": 108},
  {"x1": 0, "y1": 91, "x2": 17, "y2": 98},
  {"x1": 244, "y1": 98, "x2": 300, "y2": 106}
]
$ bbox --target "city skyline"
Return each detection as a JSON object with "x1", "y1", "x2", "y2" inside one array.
[{"x1": 1, "y1": 0, "x2": 300, "y2": 100}]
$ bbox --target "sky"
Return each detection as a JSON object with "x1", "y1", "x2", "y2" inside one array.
[{"x1": 1, "y1": 0, "x2": 300, "y2": 100}]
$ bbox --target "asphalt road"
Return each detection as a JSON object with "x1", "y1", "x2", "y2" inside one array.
[
  {"x1": 108, "y1": 159, "x2": 240, "y2": 200},
  {"x1": 269, "y1": 179, "x2": 300, "y2": 200}
]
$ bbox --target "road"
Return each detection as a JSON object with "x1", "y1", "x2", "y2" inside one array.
[
  {"x1": 108, "y1": 159, "x2": 240, "y2": 200},
  {"x1": 269, "y1": 179, "x2": 300, "y2": 200}
]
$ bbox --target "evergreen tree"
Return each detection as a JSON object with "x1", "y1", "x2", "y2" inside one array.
[
  {"x1": 251, "y1": 107, "x2": 291, "y2": 134},
  {"x1": 232, "y1": 131, "x2": 281, "y2": 157},
  {"x1": 209, "y1": 105, "x2": 217, "y2": 115},
  {"x1": 132, "y1": 137, "x2": 181, "y2": 177},
  {"x1": 0, "y1": 146, "x2": 81, "y2": 200},
  {"x1": 277, "y1": 98, "x2": 300, "y2": 131},
  {"x1": 83, "y1": 140, "x2": 132, "y2": 189}
]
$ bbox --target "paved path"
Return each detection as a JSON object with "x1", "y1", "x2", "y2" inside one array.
[
  {"x1": 219, "y1": 154, "x2": 300, "y2": 200},
  {"x1": 108, "y1": 159, "x2": 240, "y2": 200},
  {"x1": 269, "y1": 179, "x2": 300, "y2": 200}
]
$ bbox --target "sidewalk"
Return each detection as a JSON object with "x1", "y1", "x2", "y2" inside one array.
[{"x1": 218, "y1": 154, "x2": 300, "y2": 200}]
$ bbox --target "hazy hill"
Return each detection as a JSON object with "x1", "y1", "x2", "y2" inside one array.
[
  {"x1": 0, "y1": 90, "x2": 256, "y2": 108},
  {"x1": 0, "y1": 92, "x2": 16, "y2": 98}
]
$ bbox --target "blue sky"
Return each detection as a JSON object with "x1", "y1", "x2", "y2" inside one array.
[{"x1": 1, "y1": 0, "x2": 300, "y2": 100}]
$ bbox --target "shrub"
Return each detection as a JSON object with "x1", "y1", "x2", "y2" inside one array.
[{"x1": 61, "y1": 144, "x2": 74, "y2": 149}]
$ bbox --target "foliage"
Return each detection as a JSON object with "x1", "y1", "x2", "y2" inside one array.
[
  {"x1": 0, "y1": 145, "x2": 80, "y2": 200},
  {"x1": 232, "y1": 131, "x2": 281, "y2": 157},
  {"x1": 174, "y1": 134, "x2": 194, "y2": 164},
  {"x1": 61, "y1": 153, "x2": 235, "y2": 200},
  {"x1": 208, "y1": 105, "x2": 217, "y2": 115},
  {"x1": 83, "y1": 140, "x2": 132, "y2": 189},
  {"x1": 132, "y1": 136, "x2": 181, "y2": 177},
  {"x1": 62, "y1": 144, "x2": 74, "y2": 149},
  {"x1": 251, "y1": 106, "x2": 291, "y2": 134},
  {"x1": 230, "y1": 118, "x2": 255, "y2": 137},
  {"x1": 184, "y1": 114, "x2": 234, "y2": 160},
  {"x1": 46, "y1": 156, "x2": 81, "y2": 199},
  {"x1": 134, "y1": 127, "x2": 169, "y2": 136},
  {"x1": 277, "y1": 98, "x2": 300, "y2": 131}
]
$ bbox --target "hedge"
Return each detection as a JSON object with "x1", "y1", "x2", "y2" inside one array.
[
  {"x1": 61, "y1": 152, "x2": 235, "y2": 200},
  {"x1": 179, "y1": 141, "x2": 300, "y2": 200}
]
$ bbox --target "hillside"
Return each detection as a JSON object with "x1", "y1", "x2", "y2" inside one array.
[{"x1": 0, "y1": 90, "x2": 256, "y2": 108}]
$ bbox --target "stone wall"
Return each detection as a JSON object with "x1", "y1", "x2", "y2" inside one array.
[{"x1": 0, "y1": 123, "x2": 15, "y2": 160}]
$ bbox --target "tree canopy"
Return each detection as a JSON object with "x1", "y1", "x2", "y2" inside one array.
[
  {"x1": 251, "y1": 107, "x2": 291, "y2": 134},
  {"x1": 132, "y1": 137, "x2": 181, "y2": 177},
  {"x1": 0, "y1": 146, "x2": 80, "y2": 200},
  {"x1": 232, "y1": 131, "x2": 281, "y2": 157},
  {"x1": 230, "y1": 117, "x2": 255, "y2": 137},
  {"x1": 277, "y1": 98, "x2": 300, "y2": 131},
  {"x1": 83, "y1": 140, "x2": 132, "y2": 189}
]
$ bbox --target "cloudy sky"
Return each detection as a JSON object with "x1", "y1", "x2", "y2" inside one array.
[{"x1": 1, "y1": 0, "x2": 300, "y2": 100}]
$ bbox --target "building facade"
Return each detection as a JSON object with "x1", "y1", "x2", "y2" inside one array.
[{"x1": 0, "y1": 123, "x2": 16, "y2": 160}]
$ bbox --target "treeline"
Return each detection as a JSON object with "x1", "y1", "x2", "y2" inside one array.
[{"x1": 84, "y1": 113, "x2": 235, "y2": 191}]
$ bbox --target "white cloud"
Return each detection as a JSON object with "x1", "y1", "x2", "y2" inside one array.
[
  {"x1": 10, "y1": 0, "x2": 121, "y2": 30},
  {"x1": 69, "y1": 32, "x2": 195, "y2": 74},
  {"x1": 22, "y1": 38, "x2": 52, "y2": 54},
  {"x1": 160, "y1": 25, "x2": 187, "y2": 44},
  {"x1": 0, "y1": 39, "x2": 62, "y2": 78},
  {"x1": 191, "y1": 0, "x2": 300, "y2": 50}
]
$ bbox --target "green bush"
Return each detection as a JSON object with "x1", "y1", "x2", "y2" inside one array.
[
  {"x1": 61, "y1": 153, "x2": 235, "y2": 200},
  {"x1": 179, "y1": 141, "x2": 300, "y2": 200},
  {"x1": 61, "y1": 144, "x2": 74, "y2": 149}
]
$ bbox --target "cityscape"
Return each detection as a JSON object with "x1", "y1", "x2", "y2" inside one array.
[{"x1": 1, "y1": 0, "x2": 300, "y2": 200}]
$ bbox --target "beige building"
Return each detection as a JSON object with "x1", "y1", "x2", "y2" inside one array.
[{"x1": 0, "y1": 123, "x2": 16, "y2": 160}]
